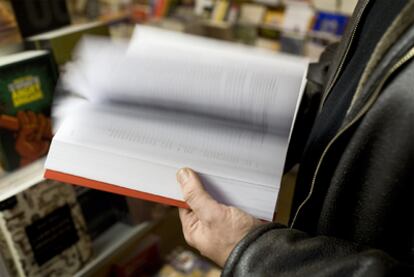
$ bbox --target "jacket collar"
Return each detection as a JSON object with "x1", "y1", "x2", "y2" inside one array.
[
  {"x1": 345, "y1": 2, "x2": 414, "y2": 122},
  {"x1": 318, "y1": 0, "x2": 372, "y2": 112}
]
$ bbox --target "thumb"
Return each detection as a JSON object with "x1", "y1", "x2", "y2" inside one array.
[{"x1": 177, "y1": 168, "x2": 218, "y2": 222}]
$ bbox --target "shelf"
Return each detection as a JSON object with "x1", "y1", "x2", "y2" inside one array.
[
  {"x1": 74, "y1": 221, "x2": 151, "y2": 277},
  {"x1": 260, "y1": 23, "x2": 341, "y2": 42},
  {"x1": 0, "y1": 160, "x2": 152, "y2": 276},
  {"x1": 0, "y1": 158, "x2": 45, "y2": 202}
]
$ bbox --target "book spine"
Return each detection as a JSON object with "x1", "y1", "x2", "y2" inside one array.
[{"x1": 0, "y1": 213, "x2": 26, "y2": 277}]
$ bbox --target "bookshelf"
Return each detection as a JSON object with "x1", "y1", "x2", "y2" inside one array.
[
  {"x1": 74, "y1": 221, "x2": 151, "y2": 277},
  {"x1": 0, "y1": 1, "x2": 357, "y2": 275},
  {"x1": 0, "y1": 158, "x2": 45, "y2": 202}
]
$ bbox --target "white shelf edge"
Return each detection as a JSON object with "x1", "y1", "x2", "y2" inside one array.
[
  {"x1": 0, "y1": 158, "x2": 45, "y2": 202},
  {"x1": 74, "y1": 221, "x2": 151, "y2": 277}
]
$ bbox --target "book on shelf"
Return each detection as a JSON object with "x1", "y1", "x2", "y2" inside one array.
[
  {"x1": 239, "y1": 3, "x2": 267, "y2": 25},
  {"x1": 0, "y1": 50, "x2": 58, "y2": 172},
  {"x1": 26, "y1": 21, "x2": 110, "y2": 65},
  {"x1": 211, "y1": 0, "x2": 230, "y2": 23},
  {"x1": 313, "y1": 11, "x2": 349, "y2": 37},
  {"x1": 0, "y1": 180, "x2": 92, "y2": 277},
  {"x1": 0, "y1": 0, "x2": 22, "y2": 47},
  {"x1": 45, "y1": 26, "x2": 308, "y2": 221},
  {"x1": 282, "y1": 2, "x2": 314, "y2": 36},
  {"x1": 74, "y1": 186, "x2": 130, "y2": 240},
  {"x1": 10, "y1": 0, "x2": 71, "y2": 38},
  {"x1": 111, "y1": 235, "x2": 162, "y2": 277}
]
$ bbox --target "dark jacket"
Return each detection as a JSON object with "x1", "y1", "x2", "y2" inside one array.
[{"x1": 222, "y1": 1, "x2": 414, "y2": 276}]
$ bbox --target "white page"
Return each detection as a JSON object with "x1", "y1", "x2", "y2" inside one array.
[
  {"x1": 47, "y1": 141, "x2": 278, "y2": 220},
  {"x1": 48, "y1": 27, "x2": 309, "y2": 220},
  {"x1": 46, "y1": 103, "x2": 284, "y2": 220},
  {"x1": 51, "y1": 103, "x2": 286, "y2": 186},
  {"x1": 64, "y1": 28, "x2": 308, "y2": 133}
]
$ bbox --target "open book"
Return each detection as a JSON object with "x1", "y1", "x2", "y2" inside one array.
[{"x1": 44, "y1": 26, "x2": 308, "y2": 221}]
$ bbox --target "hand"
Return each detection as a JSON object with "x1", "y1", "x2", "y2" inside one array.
[
  {"x1": 15, "y1": 111, "x2": 52, "y2": 166},
  {"x1": 177, "y1": 168, "x2": 264, "y2": 267}
]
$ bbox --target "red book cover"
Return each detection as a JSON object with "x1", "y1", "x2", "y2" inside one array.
[{"x1": 44, "y1": 170, "x2": 189, "y2": 209}]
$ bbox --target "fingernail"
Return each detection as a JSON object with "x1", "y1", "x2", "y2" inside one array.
[{"x1": 177, "y1": 168, "x2": 190, "y2": 185}]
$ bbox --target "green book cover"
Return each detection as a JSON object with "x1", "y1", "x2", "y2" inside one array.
[{"x1": 0, "y1": 50, "x2": 57, "y2": 171}]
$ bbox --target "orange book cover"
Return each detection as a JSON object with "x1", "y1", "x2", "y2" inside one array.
[{"x1": 44, "y1": 170, "x2": 189, "y2": 209}]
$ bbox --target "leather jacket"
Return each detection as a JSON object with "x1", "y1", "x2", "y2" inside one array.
[{"x1": 222, "y1": 1, "x2": 414, "y2": 276}]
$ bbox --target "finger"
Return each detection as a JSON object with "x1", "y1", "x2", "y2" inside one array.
[
  {"x1": 27, "y1": 111, "x2": 38, "y2": 126},
  {"x1": 178, "y1": 207, "x2": 190, "y2": 218},
  {"x1": 177, "y1": 168, "x2": 218, "y2": 222},
  {"x1": 36, "y1": 114, "x2": 46, "y2": 141},
  {"x1": 178, "y1": 208, "x2": 197, "y2": 230},
  {"x1": 17, "y1": 111, "x2": 29, "y2": 126},
  {"x1": 43, "y1": 118, "x2": 53, "y2": 139},
  {"x1": 178, "y1": 208, "x2": 197, "y2": 245}
]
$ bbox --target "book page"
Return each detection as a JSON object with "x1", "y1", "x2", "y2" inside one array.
[
  {"x1": 64, "y1": 27, "x2": 308, "y2": 134},
  {"x1": 50, "y1": 26, "x2": 309, "y2": 220},
  {"x1": 53, "y1": 103, "x2": 286, "y2": 186},
  {"x1": 46, "y1": 103, "x2": 286, "y2": 220}
]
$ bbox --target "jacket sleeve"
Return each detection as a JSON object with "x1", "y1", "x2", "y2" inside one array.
[
  {"x1": 222, "y1": 224, "x2": 413, "y2": 277},
  {"x1": 222, "y1": 223, "x2": 414, "y2": 277},
  {"x1": 284, "y1": 43, "x2": 339, "y2": 172}
]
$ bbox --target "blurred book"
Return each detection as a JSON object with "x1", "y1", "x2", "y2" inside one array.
[
  {"x1": 74, "y1": 186, "x2": 130, "y2": 240},
  {"x1": 194, "y1": 0, "x2": 214, "y2": 16},
  {"x1": 282, "y1": 2, "x2": 314, "y2": 35},
  {"x1": 151, "y1": 0, "x2": 178, "y2": 19},
  {"x1": 131, "y1": 4, "x2": 151, "y2": 23},
  {"x1": 111, "y1": 235, "x2": 161, "y2": 277},
  {"x1": 0, "y1": 162, "x2": 4, "y2": 177},
  {"x1": 280, "y1": 33, "x2": 305, "y2": 55},
  {"x1": 0, "y1": 1, "x2": 14, "y2": 31},
  {"x1": 226, "y1": 4, "x2": 239, "y2": 24},
  {"x1": 211, "y1": 0, "x2": 229, "y2": 23},
  {"x1": 313, "y1": 11, "x2": 348, "y2": 37},
  {"x1": 255, "y1": 37, "x2": 280, "y2": 52},
  {"x1": 200, "y1": 20, "x2": 233, "y2": 41},
  {"x1": 311, "y1": 0, "x2": 337, "y2": 13},
  {"x1": 0, "y1": 0, "x2": 22, "y2": 47},
  {"x1": 26, "y1": 21, "x2": 110, "y2": 65},
  {"x1": 67, "y1": 0, "x2": 101, "y2": 21},
  {"x1": 263, "y1": 9, "x2": 284, "y2": 28},
  {"x1": 239, "y1": 3, "x2": 266, "y2": 25},
  {"x1": 0, "y1": 180, "x2": 92, "y2": 277},
  {"x1": 155, "y1": 248, "x2": 221, "y2": 277},
  {"x1": 253, "y1": 0, "x2": 281, "y2": 7},
  {"x1": 44, "y1": 26, "x2": 308, "y2": 221},
  {"x1": 234, "y1": 23, "x2": 257, "y2": 44},
  {"x1": 0, "y1": 50, "x2": 57, "y2": 171},
  {"x1": 339, "y1": 0, "x2": 358, "y2": 16},
  {"x1": 304, "y1": 11, "x2": 347, "y2": 60},
  {"x1": 10, "y1": 0, "x2": 71, "y2": 37}
]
